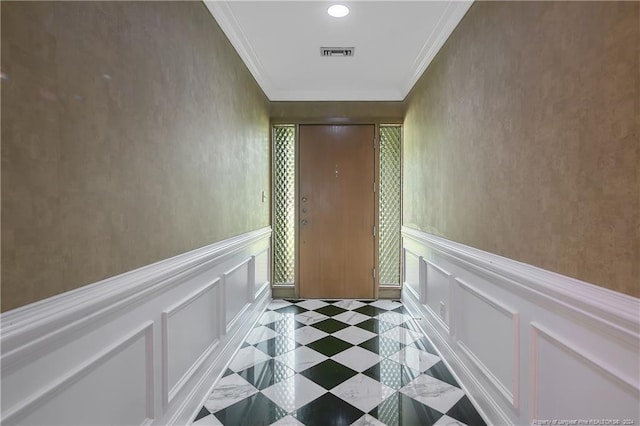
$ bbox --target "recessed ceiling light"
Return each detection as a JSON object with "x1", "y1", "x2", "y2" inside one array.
[{"x1": 328, "y1": 4, "x2": 349, "y2": 18}]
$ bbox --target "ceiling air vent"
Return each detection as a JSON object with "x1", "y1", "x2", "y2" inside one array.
[{"x1": 320, "y1": 47, "x2": 355, "y2": 57}]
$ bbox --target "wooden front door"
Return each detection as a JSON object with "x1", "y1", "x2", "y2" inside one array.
[{"x1": 299, "y1": 125, "x2": 375, "y2": 298}]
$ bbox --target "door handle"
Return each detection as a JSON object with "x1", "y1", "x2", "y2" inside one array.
[{"x1": 302, "y1": 196, "x2": 308, "y2": 202}]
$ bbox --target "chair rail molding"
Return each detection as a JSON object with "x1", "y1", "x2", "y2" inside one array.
[
  {"x1": 1, "y1": 226, "x2": 273, "y2": 426},
  {"x1": 401, "y1": 226, "x2": 640, "y2": 426}
]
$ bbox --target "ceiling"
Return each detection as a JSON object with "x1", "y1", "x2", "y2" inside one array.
[{"x1": 204, "y1": 1, "x2": 472, "y2": 102}]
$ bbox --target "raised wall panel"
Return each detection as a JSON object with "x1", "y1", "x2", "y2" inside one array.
[
  {"x1": 424, "y1": 260, "x2": 452, "y2": 330},
  {"x1": 403, "y1": 248, "x2": 420, "y2": 296},
  {"x1": 455, "y1": 278, "x2": 519, "y2": 409},
  {"x1": 6, "y1": 324, "x2": 153, "y2": 426},
  {"x1": 531, "y1": 324, "x2": 639, "y2": 424},
  {"x1": 162, "y1": 280, "x2": 221, "y2": 405},
  {"x1": 254, "y1": 248, "x2": 270, "y2": 295},
  {"x1": 223, "y1": 259, "x2": 252, "y2": 331}
]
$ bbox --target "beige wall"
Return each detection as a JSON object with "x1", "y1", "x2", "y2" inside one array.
[
  {"x1": 404, "y1": 1, "x2": 639, "y2": 297},
  {"x1": 1, "y1": 1, "x2": 270, "y2": 311},
  {"x1": 271, "y1": 101, "x2": 404, "y2": 124}
]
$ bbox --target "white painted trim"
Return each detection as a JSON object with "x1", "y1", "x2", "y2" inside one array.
[
  {"x1": 202, "y1": 1, "x2": 275, "y2": 99},
  {"x1": 161, "y1": 279, "x2": 222, "y2": 406},
  {"x1": 0, "y1": 227, "x2": 272, "y2": 371},
  {"x1": 1, "y1": 227, "x2": 272, "y2": 426},
  {"x1": 455, "y1": 277, "x2": 520, "y2": 410},
  {"x1": 402, "y1": 226, "x2": 639, "y2": 340},
  {"x1": 402, "y1": 226, "x2": 640, "y2": 425},
  {"x1": 3, "y1": 322, "x2": 155, "y2": 425},
  {"x1": 423, "y1": 258, "x2": 452, "y2": 334},
  {"x1": 402, "y1": 287, "x2": 504, "y2": 425},
  {"x1": 175, "y1": 283, "x2": 272, "y2": 425},
  {"x1": 402, "y1": 1, "x2": 473, "y2": 97}
]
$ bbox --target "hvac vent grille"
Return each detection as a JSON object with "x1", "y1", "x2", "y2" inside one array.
[{"x1": 320, "y1": 47, "x2": 355, "y2": 57}]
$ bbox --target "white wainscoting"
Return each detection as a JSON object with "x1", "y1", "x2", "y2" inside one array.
[
  {"x1": 401, "y1": 226, "x2": 640, "y2": 425},
  {"x1": 1, "y1": 227, "x2": 272, "y2": 426}
]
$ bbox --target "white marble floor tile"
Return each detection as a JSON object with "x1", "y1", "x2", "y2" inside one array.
[
  {"x1": 294, "y1": 311, "x2": 329, "y2": 325},
  {"x1": 400, "y1": 374, "x2": 465, "y2": 414},
  {"x1": 262, "y1": 374, "x2": 326, "y2": 412},
  {"x1": 294, "y1": 326, "x2": 329, "y2": 345},
  {"x1": 389, "y1": 346, "x2": 440, "y2": 372},
  {"x1": 350, "y1": 414, "x2": 387, "y2": 426},
  {"x1": 193, "y1": 414, "x2": 223, "y2": 425},
  {"x1": 375, "y1": 311, "x2": 407, "y2": 326},
  {"x1": 333, "y1": 300, "x2": 367, "y2": 311},
  {"x1": 275, "y1": 346, "x2": 327, "y2": 372},
  {"x1": 369, "y1": 300, "x2": 403, "y2": 310},
  {"x1": 258, "y1": 310, "x2": 283, "y2": 325},
  {"x1": 296, "y1": 300, "x2": 329, "y2": 310},
  {"x1": 245, "y1": 325, "x2": 278, "y2": 345},
  {"x1": 434, "y1": 415, "x2": 468, "y2": 425},
  {"x1": 228, "y1": 346, "x2": 272, "y2": 372},
  {"x1": 331, "y1": 346, "x2": 381, "y2": 372},
  {"x1": 332, "y1": 326, "x2": 377, "y2": 345},
  {"x1": 333, "y1": 310, "x2": 370, "y2": 325},
  {"x1": 203, "y1": 374, "x2": 258, "y2": 413},
  {"x1": 330, "y1": 374, "x2": 395, "y2": 413},
  {"x1": 381, "y1": 326, "x2": 423, "y2": 345},
  {"x1": 268, "y1": 300, "x2": 293, "y2": 310},
  {"x1": 270, "y1": 415, "x2": 305, "y2": 425}
]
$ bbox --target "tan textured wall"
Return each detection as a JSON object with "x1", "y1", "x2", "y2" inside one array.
[
  {"x1": 271, "y1": 101, "x2": 404, "y2": 124},
  {"x1": 1, "y1": 1, "x2": 270, "y2": 311},
  {"x1": 404, "y1": 1, "x2": 639, "y2": 297}
]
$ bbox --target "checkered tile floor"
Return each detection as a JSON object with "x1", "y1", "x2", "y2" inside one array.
[{"x1": 192, "y1": 299, "x2": 486, "y2": 426}]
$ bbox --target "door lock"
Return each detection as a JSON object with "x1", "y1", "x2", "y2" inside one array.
[{"x1": 301, "y1": 219, "x2": 308, "y2": 225}]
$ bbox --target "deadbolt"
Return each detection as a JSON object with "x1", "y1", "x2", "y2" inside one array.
[
  {"x1": 302, "y1": 196, "x2": 308, "y2": 202},
  {"x1": 302, "y1": 208, "x2": 307, "y2": 213}
]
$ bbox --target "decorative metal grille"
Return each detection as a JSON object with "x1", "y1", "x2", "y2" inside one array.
[
  {"x1": 379, "y1": 125, "x2": 402, "y2": 286},
  {"x1": 273, "y1": 126, "x2": 296, "y2": 285}
]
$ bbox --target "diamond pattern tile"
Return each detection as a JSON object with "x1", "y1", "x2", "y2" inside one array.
[{"x1": 193, "y1": 299, "x2": 485, "y2": 426}]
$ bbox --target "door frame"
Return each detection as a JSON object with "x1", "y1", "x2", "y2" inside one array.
[{"x1": 271, "y1": 121, "x2": 403, "y2": 300}]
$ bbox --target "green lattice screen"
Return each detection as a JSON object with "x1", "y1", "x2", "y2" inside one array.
[
  {"x1": 379, "y1": 125, "x2": 402, "y2": 286},
  {"x1": 272, "y1": 126, "x2": 296, "y2": 285}
]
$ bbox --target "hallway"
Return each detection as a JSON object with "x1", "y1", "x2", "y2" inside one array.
[{"x1": 193, "y1": 299, "x2": 485, "y2": 426}]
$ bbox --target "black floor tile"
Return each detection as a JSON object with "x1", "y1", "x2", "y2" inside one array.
[
  {"x1": 294, "y1": 392, "x2": 364, "y2": 426},
  {"x1": 356, "y1": 318, "x2": 397, "y2": 334},
  {"x1": 274, "y1": 305, "x2": 309, "y2": 315},
  {"x1": 306, "y1": 336, "x2": 352, "y2": 357},
  {"x1": 359, "y1": 336, "x2": 405, "y2": 357},
  {"x1": 236, "y1": 359, "x2": 295, "y2": 390},
  {"x1": 214, "y1": 393, "x2": 287, "y2": 426},
  {"x1": 361, "y1": 358, "x2": 420, "y2": 390},
  {"x1": 222, "y1": 368, "x2": 234, "y2": 378},
  {"x1": 194, "y1": 406, "x2": 211, "y2": 422},
  {"x1": 424, "y1": 361, "x2": 459, "y2": 388},
  {"x1": 299, "y1": 359, "x2": 358, "y2": 390},
  {"x1": 446, "y1": 395, "x2": 487, "y2": 426},
  {"x1": 314, "y1": 305, "x2": 348, "y2": 317},
  {"x1": 369, "y1": 392, "x2": 444, "y2": 426},
  {"x1": 254, "y1": 335, "x2": 300, "y2": 357},
  {"x1": 353, "y1": 305, "x2": 387, "y2": 317},
  {"x1": 310, "y1": 318, "x2": 350, "y2": 334},
  {"x1": 322, "y1": 300, "x2": 340, "y2": 304}
]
